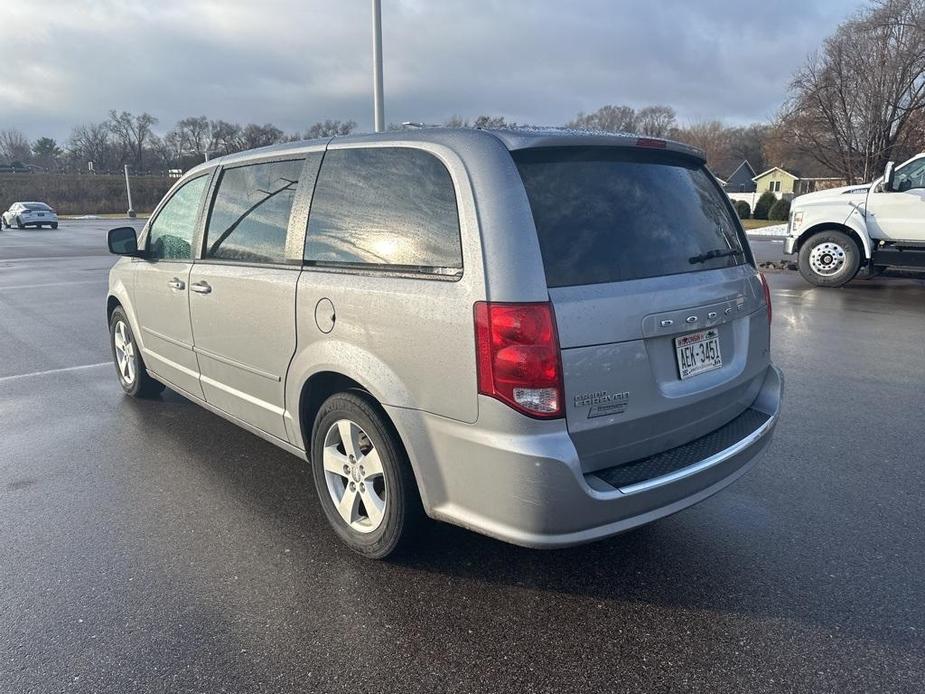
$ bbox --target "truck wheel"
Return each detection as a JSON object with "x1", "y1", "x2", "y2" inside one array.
[{"x1": 798, "y1": 230, "x2": 861, "y2": 287}]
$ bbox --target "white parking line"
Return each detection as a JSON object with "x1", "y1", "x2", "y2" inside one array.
[{"x1": 0, "y1": 362, "x2": 110, "y2": 383}]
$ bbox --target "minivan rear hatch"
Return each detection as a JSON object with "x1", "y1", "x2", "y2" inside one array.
[{"x1": 513, "y1": 145, "x2": 771, "y2": 472}]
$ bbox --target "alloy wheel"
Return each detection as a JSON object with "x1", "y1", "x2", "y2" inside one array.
[
  {"x1": 113, "y1": 320, "x2": 136, "y2": 385},
  {"x1": 322, "y1": 419, "x2": 387, "y2": 533}
]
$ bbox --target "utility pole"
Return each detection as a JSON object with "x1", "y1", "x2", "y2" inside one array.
[
  {"x1": 124, "y1": 164, "x2": 136, "y2": 218},
  {"x1": 372, "y1": 0, "x2": 385, "y2": 132}
]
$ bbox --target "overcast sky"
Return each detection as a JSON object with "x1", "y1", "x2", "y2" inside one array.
[{"x1": 0, "y1": 0, "x2": 857, "y2": 141}]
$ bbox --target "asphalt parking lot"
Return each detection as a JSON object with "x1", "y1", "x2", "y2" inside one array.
[{"x1": 1, "y1": 220, "x2": 923, "y2": 693}]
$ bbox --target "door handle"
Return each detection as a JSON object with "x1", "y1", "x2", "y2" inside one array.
[
  {"x1": 190, "y1": 281, "x2": 212, "y2": 295},
  {"x1": 167, "y1": 277, "x2": 185, "y2": 290}
]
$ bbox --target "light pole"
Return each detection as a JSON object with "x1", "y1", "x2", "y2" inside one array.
[
  {"x1": 372, "y1": 0, "x2": 385, "y2": 132},
  {"x1": 124, "y1": 164, "x2": 136, "y2": 218}
]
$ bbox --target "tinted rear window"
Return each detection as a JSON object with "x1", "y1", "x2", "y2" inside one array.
[
  {"x1": 514, "y1": 148, "x2": 746, "y2": 287},
  {"x1": 24, "y1": 203, "x2": 51, "y2": 211}
]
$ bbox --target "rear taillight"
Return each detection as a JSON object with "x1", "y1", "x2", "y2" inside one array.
[
  {"x1": 474, "y1": 301, "x2": 563, "y2": 419},
  {"x1": 758, "y1": 272, "x2": 772, "y2": 324}
]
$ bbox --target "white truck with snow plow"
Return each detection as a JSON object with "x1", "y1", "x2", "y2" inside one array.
[{"x1": 785, "y1": 153, "x2": 925, "y2": 286}]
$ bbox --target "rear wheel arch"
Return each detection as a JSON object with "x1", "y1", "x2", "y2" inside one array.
[
  {"x1": 298, "y1": 372, "x2": 407, "y2": 457},
  {"x1": 299, "y1": 371, "x2": 370, "y2": 446},
  {"x1": 298, "y1": 370, "x2": 422, "y2": 492}
]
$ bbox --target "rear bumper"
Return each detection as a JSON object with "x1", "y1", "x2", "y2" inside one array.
[
  {"x1": 20, "y1": 215, "x2": 58, "y2": 225},
  {"x1": 387, "y1": 365, "x2": 783, "y2": 549}
]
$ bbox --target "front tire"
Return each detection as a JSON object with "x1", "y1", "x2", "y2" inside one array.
[
  {"x1": 109, "y1": 307, "x2": 165, "y2": 397},
  {"x1": 798, "y1": 230, "x2": 862, "y2": 287},
  {"x1": 310, "y1": 392, "x2": 424, "y2": 559}
]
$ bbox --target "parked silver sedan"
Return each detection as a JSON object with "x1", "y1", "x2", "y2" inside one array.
[{"x1": 2, "y1": 201, "x2": 59, "y2": 229}]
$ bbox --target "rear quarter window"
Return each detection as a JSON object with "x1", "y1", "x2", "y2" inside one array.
[
  {"x1": 514, "y1": 147, "x2": 746, "y2": 287},
  {"x1": 305, "y1": 147, "x2": 462, "y2": 274}
]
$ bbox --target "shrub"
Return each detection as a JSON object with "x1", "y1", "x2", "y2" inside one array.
[
  {"x1": 753, "y1": 191, "x2": 777, "y2": 220},
  {"x1": 0, "y1": 173, "x2": 172, "y2": 215},
  {"x1": 768, "y1": 198, "x2": 791, "y2": 221},
  {"x1": 734, "y1": 200, "x2": 751, "y2": 219}
]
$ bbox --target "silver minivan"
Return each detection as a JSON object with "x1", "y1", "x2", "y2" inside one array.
[{"x1": 106, "y1": 128, "x2": 783, "y2": 558}]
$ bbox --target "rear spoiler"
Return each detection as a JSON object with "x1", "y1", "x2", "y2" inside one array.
[{"x1": 484, "y1": 127, "x2": 706, "y2": 164}]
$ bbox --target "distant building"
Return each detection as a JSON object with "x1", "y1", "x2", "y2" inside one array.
[
  {"x1": 752, "y1": 166, "x2": 847, "y2": 198},
  {"x1": 726, "y1": 163, "x2": 847, "y2": 208},
  {"x1": 722, "y1": 160, "x2": 757, "y2": 193}
]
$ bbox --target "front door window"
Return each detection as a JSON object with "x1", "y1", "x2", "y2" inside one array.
[{"x1": 147, "y1": 175, "x2": 209, "y2": 260}]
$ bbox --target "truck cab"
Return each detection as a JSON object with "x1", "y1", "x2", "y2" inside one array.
[{"x1": 785, "y1": 153, "x2": 925, "y2": 286}]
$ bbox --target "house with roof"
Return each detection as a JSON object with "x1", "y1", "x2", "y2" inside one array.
[
  {"x1": 722, "y1": 160, "x2": 757, "y2": 193},
  {"x1": 752, "y1": 166, "x2": 846, "y2": 197},
  {"x1": 725, "y1": 161, "x2": 847, "y2": 209}
]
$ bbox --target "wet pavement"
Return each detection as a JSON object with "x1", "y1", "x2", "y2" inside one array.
[{"x1": 1, "y1": 221, "x2": 923, "y2": 693}]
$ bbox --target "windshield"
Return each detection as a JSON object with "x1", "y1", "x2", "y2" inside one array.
[{"x1": 514, "y1": 147, "x2": 747, "y2": 287}]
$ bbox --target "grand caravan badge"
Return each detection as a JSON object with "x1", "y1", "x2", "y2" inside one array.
[{"x1": 573, "y1": 390, "x2": 630, "y2": 418}]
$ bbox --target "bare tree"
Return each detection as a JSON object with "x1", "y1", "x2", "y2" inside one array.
[
  {"x1": 163, "y1": 129, "x2": 187, "y2": 168},
  {"x1": 444, "y1": 115, "x2": 470, "y2": 128},
  {"x1": 779, "y1": 0, "x2": 925, "y2": 182},
  {"x1": 241, "y1": 123, "x2": 284, "y2": 149},
  {"x1": 68, "y1": 122, "x2": 114, "y2": 170},
  {"x1": 568, "y1": 105, "x2": 637, "y2": 133},
  {"x1": 636, "y1": 106, "x2": 677, "y2": 137},
  {"x1": 472, "y1": 115, "x2": 511, "y2": 128},
  {"x1": 166, "y1": 116, "x2": 212, "y2": 161},
  {"x1": 723, "y1": 124, "x2": 770, "y2": 174},
  {"x1": 303, "y1": 119, "x2": 357, "y2": 139},
  {"x1": 107, "y1": 111, "x2": 159, "y2": 170},
  {"x1": 672, "y1": 121, "x2": 731, "y2": 171},
  {"x1": 0, "y1": 129, "x2": 32, "y2": 163},
  {"x1": 209, "y1": 120, "x2": 244, "y2": 156}
]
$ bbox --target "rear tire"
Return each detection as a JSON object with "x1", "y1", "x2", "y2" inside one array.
[
  {"x1": 51, "y1": 222, "x2": 58, "y2": 230},
  {"x1": 310, "y1": 391, "x2": 424, "y2": 559},
  {"x1": 798, "y1": 230, "x2": 861, "y2": 287},
  {"x1": 15, "y1": 217, "x2": 23, "y2": 229},
  {"x1": 109, "y1": 307, "x2": 165, "y2": 398}
]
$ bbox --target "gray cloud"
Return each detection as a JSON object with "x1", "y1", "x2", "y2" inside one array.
[{"x1": 0, "y1": 0, "x2": 855, "y2": 140}]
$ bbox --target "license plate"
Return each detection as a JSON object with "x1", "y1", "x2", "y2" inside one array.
[
  {"x1": 675, "y1": 329, "x2": 722, "y2": 379},
  {"x1": 37, "y1": 213, "x2": 44, "y2": 216}
]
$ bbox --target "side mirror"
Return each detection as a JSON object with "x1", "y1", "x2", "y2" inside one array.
[
  {"x1": 883, "y1": 161, "x2": 896, "y2": 192},
  {"x1": 108, "y1": 226, "x2": 142, "y2": 256}
]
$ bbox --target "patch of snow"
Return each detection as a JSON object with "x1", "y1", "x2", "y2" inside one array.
[{"x1": 746, "y1": 224, "x2": 788, "y2": 237}]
